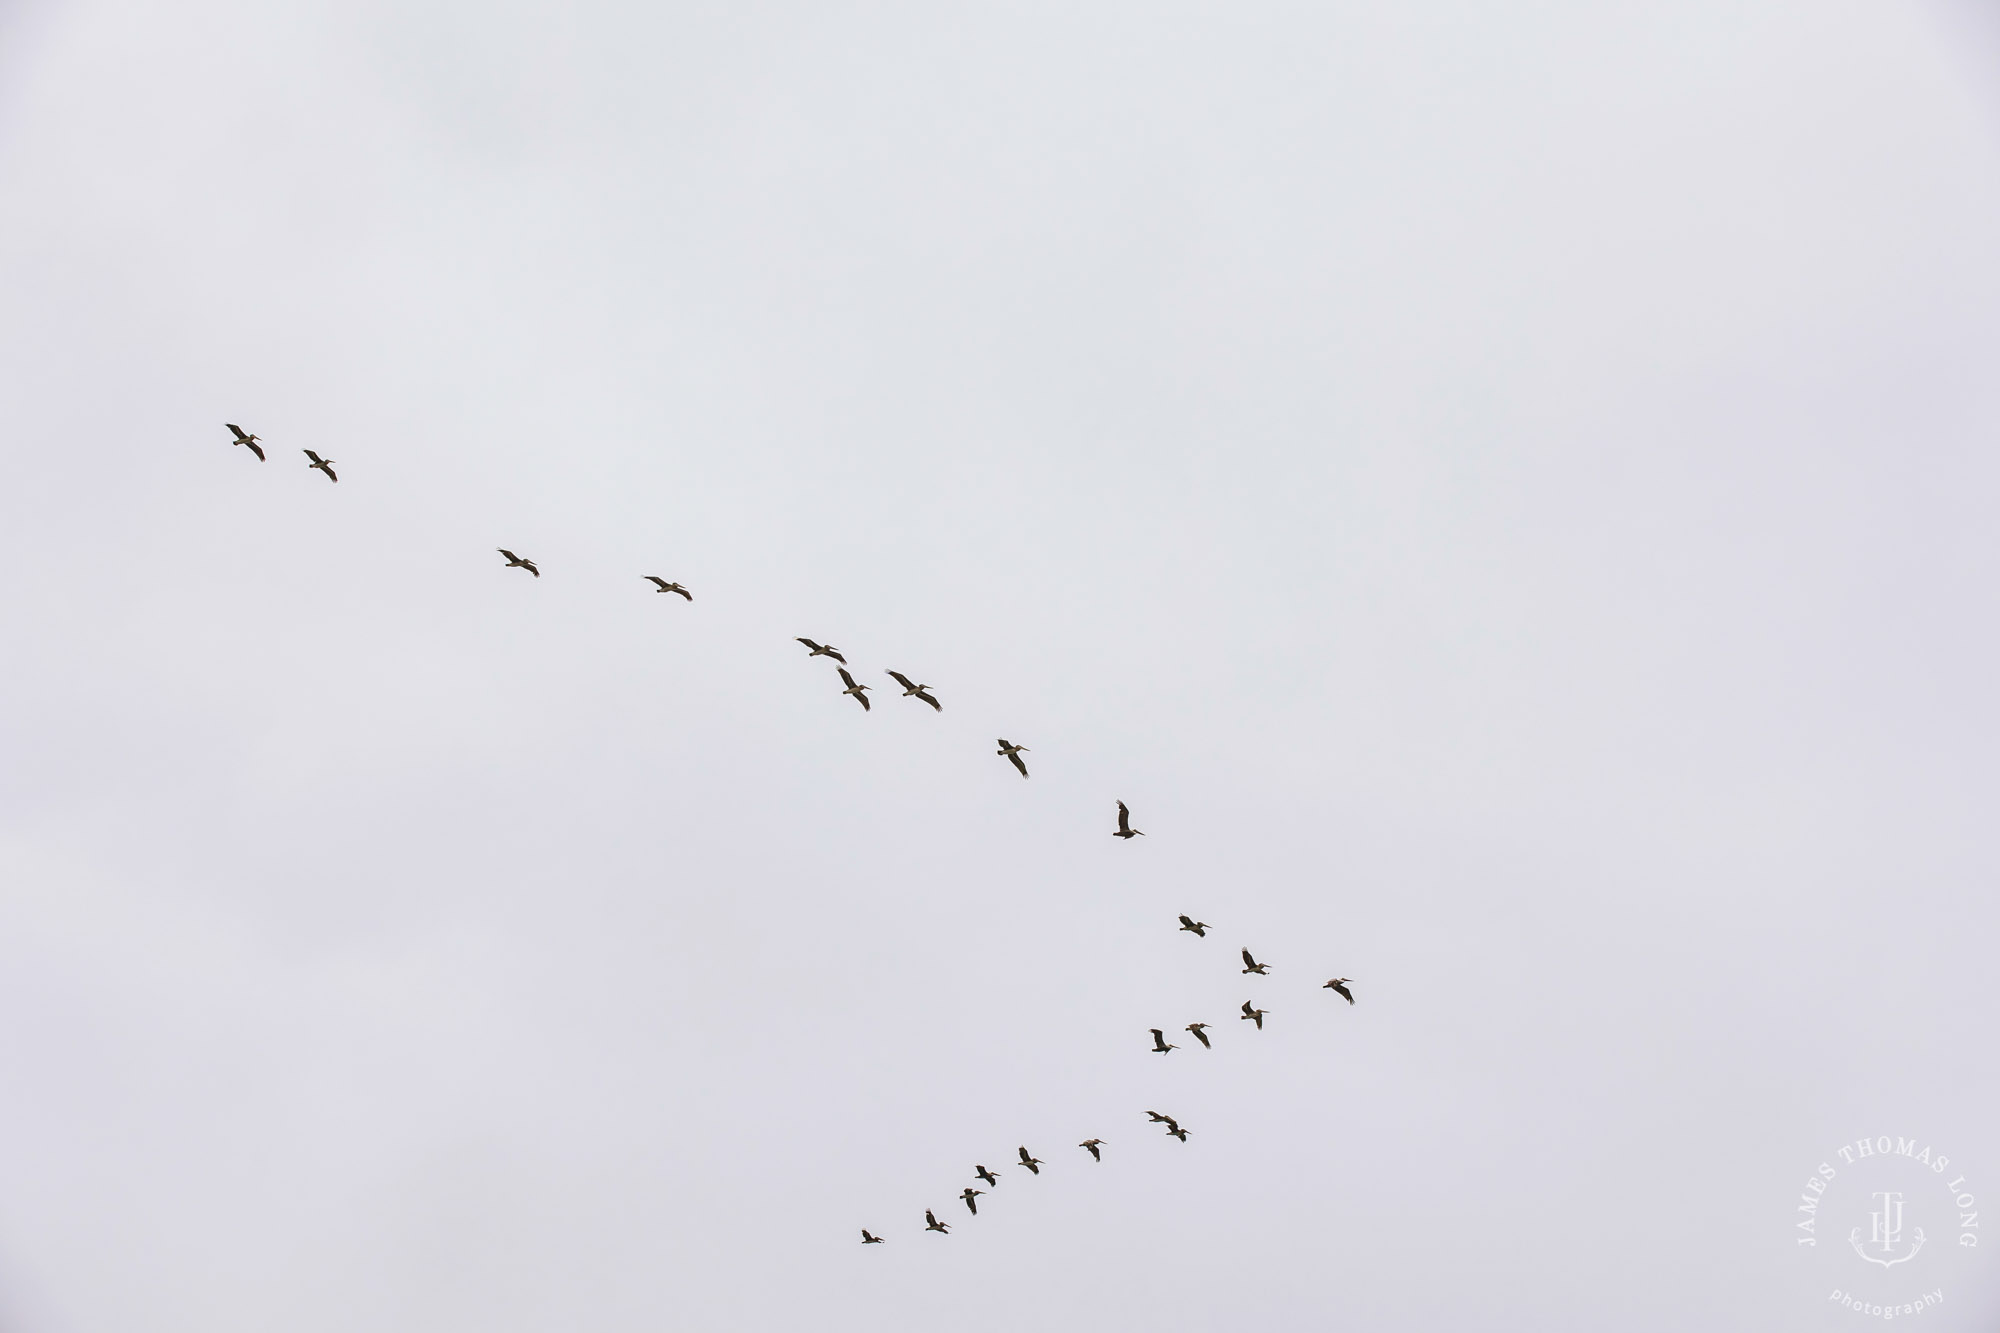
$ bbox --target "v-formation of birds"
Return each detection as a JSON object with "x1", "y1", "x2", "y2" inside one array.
[{"x1": 222, "y1": 423, "x2": 1360, "y2": 1244}]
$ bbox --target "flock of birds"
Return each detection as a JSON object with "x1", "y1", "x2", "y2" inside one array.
[{"x1": 223, "y1": 422, "x2": 1361, "y2": 1245}]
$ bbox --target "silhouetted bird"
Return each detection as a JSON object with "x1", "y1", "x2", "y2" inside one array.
[
  {"x1": 226, "y1": 424, "x2": 264, "y2": 460},
  {"x1": 837, "y1": 668, "x2": 871, "y2": 711},
  {"x1": 1145, "y1": 1111, "x2": 1178, "y2": 1129},
  {"x1": 643, "y1": 576, "x2": 692, "y2": 600},
  {"x1": 1149, "y1": 1028, "x2": 1178, "y2": 1054},
  {"x1": 1177, "y1": 915, "x2": 1209, "y2": 937},
  {"x1": 1240, "y1": 1000, "x2": 1267, "y2": 1030},
  {"x1": 860, "y1": 1230, "x2": 884, "y2": 1244},
  {"x1": 1080, "y1": 1139, "x2": 1104, "y2": 1162},
  {"x1": 1166, "y1": 1124, "x2": 1189, "y2": 1142},
  {"x1": 885, "y1": 671, "x2": 941, "y2": 711},
  {"x1": 1018, "y1": 1146, "x2": 1042, "y2": 1175},
  {"x1": 497, "y1": 549, "x2": 539, "y2": 577},
  {"x1": 1323, "y1": 977, "x2": 1356, "y2": 1004},
  {"x1": 1114, "y1": 801, "x2": 1144, "y2": 839},
  {"x1": 997, "y1": 739, "x2": 1030, "y2": 778},
  {"x1": 961, "y1": 1188, "x2": 984, "y2": 1215},
  {"x1": 303, "y1": 449, "x2": 337, "y2": 482},
  {"x1": 975, "y1": 1165, "x2": 999, "y2": 1187},
  {"x1": 925, "y1": 1210, "x2": 950, "y2": 1234},
  {"x1": 796, "y1": 638, "x2": 846, "y2": 664},
  {"x1": 1185, "y1": 1022, "x2": 1211, "y2": 1049},
  {"x1": 1240, "y1": 948, "x2": 1270, "y2": 976}
]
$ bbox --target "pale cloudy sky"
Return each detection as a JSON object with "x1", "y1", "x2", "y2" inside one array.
[{"x1": 2, "y1": 2, "x2": 1999, "y2": 1329}]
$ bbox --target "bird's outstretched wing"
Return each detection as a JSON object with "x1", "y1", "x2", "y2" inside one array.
[
  {"x1": 646, "y1": 576, "x2": 669, "y2": 589},
  {"x1": 227, "y1": 424, "x2": 250, "y2": 441},
  {"x1": 1117, "y1": 801, "x2": 1131, "y2": 834},
  {"x1": 887, "y1": 671, "x2": 917, "y2": 691},
  {"x1": 673, "y1": 585, "x2": 691, "y2": 600},
  {"x1": 1241, "y1": 949, "x2": 1257, "y2": 969},
  {"x1": 244, "y1": 441, "x2": 265, "y2": 460},
  {"x1": 498, "y1": 549, "x2": 520, "y2": 562}
]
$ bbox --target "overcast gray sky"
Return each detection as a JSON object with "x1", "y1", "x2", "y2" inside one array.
[{"x1": 3, "y1": 1, "x2": 2000, "y2": 1328}]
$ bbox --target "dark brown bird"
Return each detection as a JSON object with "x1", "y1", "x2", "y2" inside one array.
[
  {"x1": 1149, "y1": 1028, "x2": 1178, "y2": 1054},
  {"x1": 643, "y1": 576, "x2": 692, "y2": 600},
  {"x1": 1323, "y1": 977, "x2": 1356, "y2": 1004},
  {"x1": 226, "y1": 424, "x2": 264, "y2": 460},
  {"x1": 1079, "y1": 1138, "x2": 1104, "y2": 1162},
  {"x1": 997, "y1": 739, "x2": 1029, "y2": 778},
  {"x1": 796, "y1": 638, "x2": 846, "y2": 664},
  {"x1": 303, "y1": 449, "x2": 337, "y2": 482},
  {"x1": 1185, "y1": 1022, "x2": 1211, "y2": 1049},
  {"x1": 1114, "y1": 801, "x2": 1144, "y2": 839},
  {"x1": 860, "y1": 1230, "x2": 884, "y2": 1244},
  {"x1": 1240, "y1": 948, "x2": 1270, "y2": 976},
  {"x1": 1166, "y1": 1124, "x2": 1190, "y2": 1142},
  {"x1": 960, "y1": 1188, "x2": 984, "y2": 1215},
  {"x1": 1145, "y1": 1111, "x2": 1178, "y2": 1130},
  {"x1": 974, "y1": 1165, "x2": 999, "y2": 1187},
  {"x1": 1017, "y1": 1146, "x2": 1042, "y2": 1175},
  {"x1": 1240, "y1": 1000, "x2": 1267, "y2": 1030},
  {"x1": 497, "y1": 549, "x2": 539, "y2": 577},
  {"x1": 924, "y1": 1210, "x2": 950, "y2": 1234},
  {"x1": 1177, "y1": 915, "x2": 1209, "y2": 937},
  {"x1": 885, "y1": 671, "x2": 941, "y2": 711},
  {"x1": 836, "y1": 668, "x2": 871, "y2": 711}
]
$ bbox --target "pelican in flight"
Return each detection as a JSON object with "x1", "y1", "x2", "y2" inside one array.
[
  {"x1": 860, "y1": 1230, "x2": 884, "y2": 1244},
  {"x1": 796, "y1": 638, "x2": 846, "y2": 664},
  {"x1": 1177, "y1": 915, "x2": 1209, "y2": 937},
  {"x1": 924, "y1": 1210, "x2": 950, "y2": 1234},
  {"x1": 836, "y1": 668, "x2": 872, "y2": 711},
  {"x1": 1079, "y1": 1138, "x2": 1104, "y2": 1162},
  {"x1": 1185, "y1": 1022, "x2": 1211, "y2": 1049},
  {"x1": 1323, "y1": 977, "x2": 1357, "y2": 1004},
  {"x1": 1017, "y1": 1146, "x2": 1042, "y2": 1175},
  {"x1": 1166, "y1": 1124, "x2": 1189, "y2": 1143},
  {"x1": 996, "y1": 739, "x2": 1029, "y2": 778},
  {"x1": 643, "y1": 576, "x2": 692, "y2": 600},
  {"x1": 1113, "y1": 801, "x2": 1144, "y2": 839},
  {"x1": 303, "y1": 449, "x2": 337, "y2": 483},
  {"x1": 960, "y1": 1187, "x2": 984, "y2": 1215},
  {"x1": 497, "y1": 549, "x2": 539, "y2": 577},
  {"x1": 1240, "y1": 1000, "x2": 1267, "y2": 1030},
  {"x1": 1148, "y1": 1028, "x2": 1178, "y2": 1054},
  {"x1": 225, "y1": 424, "x2": 264, "y2": 460},
  {"x1": 885, "y1": 671, "x2": 941, "y2": 711},
  {"x1": 974, "y1": 1165, "x2": 999, "y2": 1187},
  {"x1": 1145, "y1": 1111, "x2": 1177, "y2": 1128},
  {"x1": 1240, "y1": 948, "x2": 1270, "y2": 976}
]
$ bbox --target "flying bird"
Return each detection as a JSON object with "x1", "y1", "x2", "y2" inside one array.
[
  {"x1": 302, "y1": 450, "x2": 337, "y2": 482},
  {"x1": 924, "y1": 1210, "x2": 950, "y2": 1234},
  {"x1": 960, "y1": 1187, "x2": 984, "y2": 1215},
  {"x1": 884, "y1": 671, "x2": 941, "y2": 711},
  {"x1": 1240, "y1": 1000, "x2": 1267, "y2": 1030},
  {"x1": 1149, "y1": 1028, "x2": 1178, "y2": 1054},
  {"x1": 225, "y1": 424, "x2": 264, "y2": 460},
  {"x1": 1166, "y1": 1124, "x2": 1190, "y2": 1143},
  {"x1": 836, "y1": 668, "x2": 872, "y2": 711},
  {"x1": 974, "y1": 1165, "x2": 999, "y2": 1187},
  {"x1": 860, "y1": 1230, "x2": 884, "y2": 1244},
  {"x1": 1145, "y1": 1111, "x2": 1178, "y2": 1129},
  {"x1": 497, "y1": 549, "x2": 539, "y2": 577},
  {"x1": 1185, "y1": 1022, "x2": 1211, "y2": 1049},
  {"x1": 1079, "y1": 1139, "x2": 1104, "y2": 1163},
  {"x1": 1240, "y1": 948, "x2": 1270, "y2": 976},
  {"x1": 1114, "y1": 801, "x2": 1144, "y2": 839},
  {"x1": 1177, "y1": 915, "x2": 1209, "y2": 937},
  {"x1": 643, "y1": 576, "x2": 692, "y2": 600},
  {"x1": 796, "y1": 638, "x2": 847, "y2": 664},
  {"x1": 996, "y1": 739, "x2": 1029, "y2": 778},
  {"x1": 1323, "y1": 977, "x2": 1357, "y2": 1004},
  {"x1": 1017, "y1": 1146, "x2": 1043, "y2": 1175}
]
